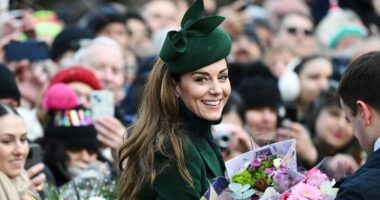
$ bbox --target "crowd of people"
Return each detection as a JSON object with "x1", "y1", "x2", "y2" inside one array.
[{"x1": 1, "y1": 0, "x2": 380, "y2": 199}]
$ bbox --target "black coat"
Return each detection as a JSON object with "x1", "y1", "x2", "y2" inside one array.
[{"x1": 335, "y1": 148, "x2": 380, "y2": 199}]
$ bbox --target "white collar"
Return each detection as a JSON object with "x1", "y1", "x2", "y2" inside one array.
[{"x1": 374, "y1": 137, "x2": 380, "y2": 152}]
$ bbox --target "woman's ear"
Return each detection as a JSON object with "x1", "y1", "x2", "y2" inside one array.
[{"x1": 356, "y1": 100, "x2": 372, "y2": 126}]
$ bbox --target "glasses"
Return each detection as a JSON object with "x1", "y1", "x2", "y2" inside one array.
[{"x1": 286, "y1": 27, "x2": 313, "y2": 36}]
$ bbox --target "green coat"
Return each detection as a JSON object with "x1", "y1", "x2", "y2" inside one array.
[{"x1": 139, "y1": 131, "x2": 225, "y2": 200}]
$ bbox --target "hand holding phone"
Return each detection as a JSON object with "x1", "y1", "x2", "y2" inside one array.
[
  {"x1": 90, "y1": 90, "x2": 115, "y2": 120},
  {"x1": 25, "y1": 143, "x2": 42, "y2": 170},
  {"x1": 5, "y1": 40, "x2": 49, "y2": 62}
]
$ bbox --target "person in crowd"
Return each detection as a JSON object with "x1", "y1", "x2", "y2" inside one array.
[
  {"x1": 0, "y1": 63, "x2": 22, "y2": 108},
  {"x1": 125, "y1": 12, "x2": 152, "y2": 59},
  {"x1": 214, "y1": 91, "x2": 252, "y2": 161},
  {"x1": 220, "y1": 91, "x2": 244, "y2": 127},
  {"x1": 141, "y1": 0, "x2": 179, "y2": 32},
  {"x1": 264, "y1": 42, "x2": 300, "y2": 78},
  {"x1": 73, "y1": 36, "x2": 125, "y2": 105},
  {"x1": 4, "y1": 39, "x2": 58, "y2": 141},
  {"x1": 85, "y1": 6, "x2": 138, "y2": 79},
  {"x1": 38, "y1": 83, "x2": 113, "y2": 186},
  {"x1": 279, "y1": 54, "x2": 333, "y2": 123},
  {"x1": 72, "y1": 37, "x2": 127, "y2": 158},
  {"x1": 335, "y1": 51, "x2": 380, "y2": 199},
  {"x1": 306, "y1": 88, "x2": 359, "y2": 179},
  {"x1": 86, "y1": 6, "x2": 130, "y2": 53},
  {"x1": 237, "y1": 75, "x2": 282, "y2": 147},
  {"x1": 48, "y1": 66, "x2": 102, "y2": 109},
  {"x1": 274, "y1": 11, "x2": 316, "y2": 56},
  {"x1": 118, "y1": 0, "x2": 231, "y2": 198},
  {"x1": 0, "y1": 63, "x2": 46, "y2": 192},
  {"x1": 0, "y1": 102, "x2": 39, "y2": 199},
  {"x1": 49, "y1": 26, "x2": 94, "y2": 68},
  {"x1": 230, "y1": 25, "x2": 262, "y2": 64},
  {"x1": 316, "y1": 5, "x2": 367, "y2": 55},
  {"x1": 294, "y1": 55, "x2": 332, "y2": 122},
  {"x1": 45, "y1": 66, "x2": 121, "y2": 162}
]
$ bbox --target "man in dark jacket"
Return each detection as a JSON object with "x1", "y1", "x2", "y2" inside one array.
[{"x1": 336, "y1": 51, "x2": 380, "y2": 199}]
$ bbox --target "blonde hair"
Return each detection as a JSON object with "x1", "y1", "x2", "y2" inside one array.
[{"x1": 118, "y1": 59, "x2": 192, "y2": 200}]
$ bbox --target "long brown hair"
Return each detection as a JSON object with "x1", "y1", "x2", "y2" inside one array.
[{"x1": 118, "y1": 59, "x2": 192, "y2": 200}]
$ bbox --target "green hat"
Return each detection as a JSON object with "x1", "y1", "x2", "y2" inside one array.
[{"x1": 159, "y1": 0, "x2": 231, "y2": 73}]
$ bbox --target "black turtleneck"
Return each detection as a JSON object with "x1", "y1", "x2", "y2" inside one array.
[{"x1": 178, "y1": 100, "x2": 226, "y2": 172}]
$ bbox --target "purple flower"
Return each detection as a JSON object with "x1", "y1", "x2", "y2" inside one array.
[{"x1": 250, "y1": 155, "x2": 267, "y2": 170}]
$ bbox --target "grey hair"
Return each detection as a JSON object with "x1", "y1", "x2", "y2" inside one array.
[{"x1": 73, "y1": 36, "x2": 125, "y2": 66}]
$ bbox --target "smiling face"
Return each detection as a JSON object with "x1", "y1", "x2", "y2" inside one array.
[
  {"x1": 315, "y1": 105, "x2": 353, "y2": 152},
  {"x1": 0, "y1": 114, "x2": 29, "y2": 178},
  {"x1": 175, "y1": 59, "x2": 231, "y2": 121}
]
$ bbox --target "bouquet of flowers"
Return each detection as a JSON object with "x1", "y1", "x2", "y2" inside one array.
[
  {"x1": 229, "y1": 154, "x2": 303, "y2": 199},
  {"x1": 41, "y1": 162, "x2": 118, "y2": 200},
  {"x1": 282, "y1": 167, "x2": 338, "y2": 200},
  {"x1": 202, "y1": 140, "x2": 337, "y2": 200}
]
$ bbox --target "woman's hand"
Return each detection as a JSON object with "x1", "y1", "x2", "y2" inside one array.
[
  {"x1": 214, "y1": 123, "x2": 253, "y2": 160},
  {"x1": 94, "y1": 116, "x2": 127, "y2": 151},
  {"x1": 327, "y1": 154, "x2": 359, "y2": 180},
  {"x1": 26, "y1": 163, "x2": 45, "y2": 192},
  {"x1": 277, "y1": 121, "x2": 318, "y2": 166}
]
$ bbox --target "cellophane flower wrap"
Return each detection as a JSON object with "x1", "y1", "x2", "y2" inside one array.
[
  {"x1": 281, "y1": 163, "x2": 338, "y2": 200},
  {"x1": 41, "y1": 162, "x2": 118, "y2": 200},
  {"x1": 202, "y1": 139, "x2": 306, "y2": 200}
]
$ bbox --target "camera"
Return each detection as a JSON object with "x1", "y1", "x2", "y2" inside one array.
[{"x1": 212, "y1": 124, "x2": 232, "y2": 149}]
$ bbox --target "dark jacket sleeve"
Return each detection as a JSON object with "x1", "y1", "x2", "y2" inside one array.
[{"x1": 335, "y1": 186, "x2": 368, "y2": 200}]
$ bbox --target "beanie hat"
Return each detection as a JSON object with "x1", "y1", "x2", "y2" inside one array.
[
  {"x1": 0, "y1": 63, "x2": 21, "y2": 105},
  {"x1": 328, "y1": 26, "x2": 366, "y2": 49},
  {"x1": 86, "y1": 6, "x2": 126, "y2": 34},
  {"x1": 238, "y1": 76, "x2": 282, "y2": 109},
  {"x1": 43, "y1": 83, "x2": 99, "y2": 152},
  {"x1": 49, "y1": 66, "x2": 102, "y2": 90},
  {"x1": 159, "y1": 0, "x2": 231, "y2": 73},
  {"x1": 316, "y1": 6, "x2": 367, "y2": 50},
  {"x1": 43, "y1": 83, "x2": 79, "y2": 112},
  {"x1": 49, "y1": 26, "x2": 94, "y2": 61}
]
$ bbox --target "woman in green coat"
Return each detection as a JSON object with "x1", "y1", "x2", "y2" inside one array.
[{"x1": 118, "y1": 0, "x2": 232, "y2": 199}]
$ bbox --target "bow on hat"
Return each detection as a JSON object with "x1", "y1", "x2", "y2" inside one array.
[{"x1": 159, "y1": 0, "x2": 225, "y2": 62}]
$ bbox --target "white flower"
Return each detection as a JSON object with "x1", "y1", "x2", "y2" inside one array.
[
  {"x1": 320, "y1": 180, "x2": 338, "y2": 198},
  {"x1": 273, "y1": 158, "x2": 282, "y2": 169}
]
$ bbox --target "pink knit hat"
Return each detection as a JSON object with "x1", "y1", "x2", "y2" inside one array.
[{"x1": 43, "y1": 83, "x2": 79, "y2": 111}]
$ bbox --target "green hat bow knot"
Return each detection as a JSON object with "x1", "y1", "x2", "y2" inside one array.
[{"x1": 159, "y1": 0, "x2": 232, "y2": 73}]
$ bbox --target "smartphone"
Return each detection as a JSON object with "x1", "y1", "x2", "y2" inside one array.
[
  {"x1": 90, "y1": 90, "x2": 115, "y2": 120},
  {"x1": 4, "y1": 40, "x2": 49, "y2": 62},
  {"x1": 25, "y1": 143, "x2": 42, "y2": 170}
]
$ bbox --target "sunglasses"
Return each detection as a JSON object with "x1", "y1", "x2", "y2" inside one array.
[{"x1": 286, "y1": 27, "x2": 313, "y2": 36}]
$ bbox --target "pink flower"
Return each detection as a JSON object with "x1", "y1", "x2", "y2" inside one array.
[
  {"x1": 290, "y1": 183, "x2": 322, "y2": 199},
  {"x1": 287, "y1": 194, "x2": 310, "y2": 200},
  {"x1": 306, "y1": 168, "x2": 329, "y2": 187},
  {"x1": 281, "y1": 191, "x2": 290, "y2": 200}
]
